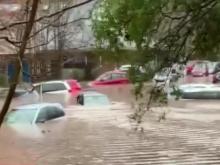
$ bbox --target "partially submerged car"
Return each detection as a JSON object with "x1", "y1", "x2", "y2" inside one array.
[
  {"x1": 69, "y1": 91, "x2": 129, "y2": 111},
  {"x1": 177, "y1": 83, "x2": 220, "y2": 99},
  {"x1": 5, "y1": 103, "x2": 65, "y2": 124},
  {"x1": 89, "y1": 70, "x2": 129, "y2": 86},
  {"x1": 77, "y1": 91, "x2": 111, "y2": 107},
  {"x1": 34, "y1": 79, "x2": 81, "y2": 94}
]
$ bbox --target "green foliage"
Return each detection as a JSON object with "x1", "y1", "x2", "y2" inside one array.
[
  {"x1": 92, "y1": 0, "x2": 220, "y2": 121},
  {"x1": 93, "y1": 0, "x2": 220, "y2": 61}
]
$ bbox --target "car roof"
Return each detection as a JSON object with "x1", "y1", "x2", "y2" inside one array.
[
  {"x1": 120, "y1": 65, "x2": 131, "y2": 68},
  {"x1": 81, "y1": 91, "x2": 107, "y2": 97},
  {"x1": 34, "y1": 79, "x2": 78, "y2": 85},
  {"x1": 13, "y1": 103, "x2": 63, "y2": 110},
  {"x1": 107, "y1": 70, "x2": 126, "y2": 74}
]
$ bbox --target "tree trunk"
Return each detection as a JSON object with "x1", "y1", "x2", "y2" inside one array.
[{"x1": 0, "y1": 0, "x2": 40, "y2": 128}]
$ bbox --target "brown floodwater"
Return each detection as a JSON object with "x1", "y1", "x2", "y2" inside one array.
[
  {"x1": 0, "y1": 84, "x2": 135, "y2": 165},
  {"x1": 1, "y1": 81, "x2": 220, "y2": 165}
]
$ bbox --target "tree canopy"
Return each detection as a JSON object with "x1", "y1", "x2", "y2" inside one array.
[
  {"x1": 92, "y1": 0, "x2": 220, "y2": 65},
  {"x1": 92, "y1": 0, "x2": 220, "y2": 121}
]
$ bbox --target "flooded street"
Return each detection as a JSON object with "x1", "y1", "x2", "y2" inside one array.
[{"x1": 1, "y1": 84, "x2": 220, "y2": 164}]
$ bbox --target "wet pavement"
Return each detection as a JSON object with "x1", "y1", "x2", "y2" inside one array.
[{"x1": 1, "y1": 83, "x2": 220, "y2": 164}]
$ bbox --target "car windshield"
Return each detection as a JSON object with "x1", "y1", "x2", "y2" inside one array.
[
  {"x1": 6, "y1": 108, "x2": 38, "y2": 124},
  {"x1": 42, "y1": 83, "x2": 67, "y2": 93},
  {"x1": 84, "y1": 95, "x2": 110, "y2": 106}
]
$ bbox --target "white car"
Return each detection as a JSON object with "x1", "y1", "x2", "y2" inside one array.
[
  {"x1": 118, "y1": 64, "x2": 146, "y2": 73},
  {"x1": 178, "y1": 83, "x2": 220, "y2": 99},
  {"x1": 34, "y1": 80, "x2": 81, "y2": 94},
  {"x1": 6, "y1": 103, "x2": 65, "y2": 124},
  {"x1": 118, "y1": 65, "x2": 132, "y2": 71}
]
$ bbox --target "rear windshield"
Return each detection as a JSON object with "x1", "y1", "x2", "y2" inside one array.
[{"x1": 42, "y1": 83, "x2": 67, "y2": 93}]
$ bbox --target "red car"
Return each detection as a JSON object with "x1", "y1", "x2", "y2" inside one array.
[
  {"x1": 186, "y1": 60, "x2": 209, "y2": 75},
  {"x1": 191, "y1": 62, "x2": 209, "y2": 77},
  {"x1": 185, "y1": 61, "x2": 196, "y2": 75},
  {"x1": 89, "y1": 71, "x2": 129, "y2": 86}
]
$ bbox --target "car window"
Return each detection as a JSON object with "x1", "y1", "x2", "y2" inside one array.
[
  {"x1": 36, "y1": 106, "x2": 65, "y2": 123},
  {"x1": 42, "y1": 83, "x2": 67, "y2": 93},
  {"x1": 36, "y1": 108, "x2": 47, "y2": 123},
  {"x1": 97, "y1": 73, "x2": 111, "y2": 81},
  {"x1": 112, "y1": 73, "x2": 122, "y2": 80},
  {"x1": 6, "y1": 109, "x2": 38, "y2": 124}
]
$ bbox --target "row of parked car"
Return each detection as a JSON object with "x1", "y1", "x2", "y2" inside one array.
[
  {"x1": 186, "y1": 60, "x2": 220, "y2": 83},
  {"x1": 7, "y1": 61, "x2": 220, "y2": 125},
  {"x1": 153, "y1": 60, "x2": 220, "y2": 85},
  {"x1": 6, "y1": 69, "x2": 128, "y2": 124}
]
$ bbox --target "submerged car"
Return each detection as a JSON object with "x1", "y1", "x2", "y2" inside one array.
[
  {"x1": 178, "y1": 83, "x2": 220, "y2": 99},
  {"x1": 5, "y1": 103, "x2": 65, "y2": 124},
  {"x1": 89, "y1": 71, "x2": 129, "y2": 86},
  {"x1": 34, "y1": 79, "x2": 81, "y2": 94},
  {"x1": 77, "y1": 91, "x2": 111, "y2": 107}
]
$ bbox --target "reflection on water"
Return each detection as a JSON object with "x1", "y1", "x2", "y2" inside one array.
[{"x1": 8, "y1": 123, "x2": 43, "y2": 138}]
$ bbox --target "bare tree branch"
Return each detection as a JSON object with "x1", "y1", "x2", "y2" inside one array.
[
  {"x1": 0, "y1": 0, "x2": 40, "y2": 128},
  {"x1": 0, "y1": 0, "x2": 95, "y2": 31},
  {"x1": 0, "y1": 36, "x2": 21, "y2": 45}
]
